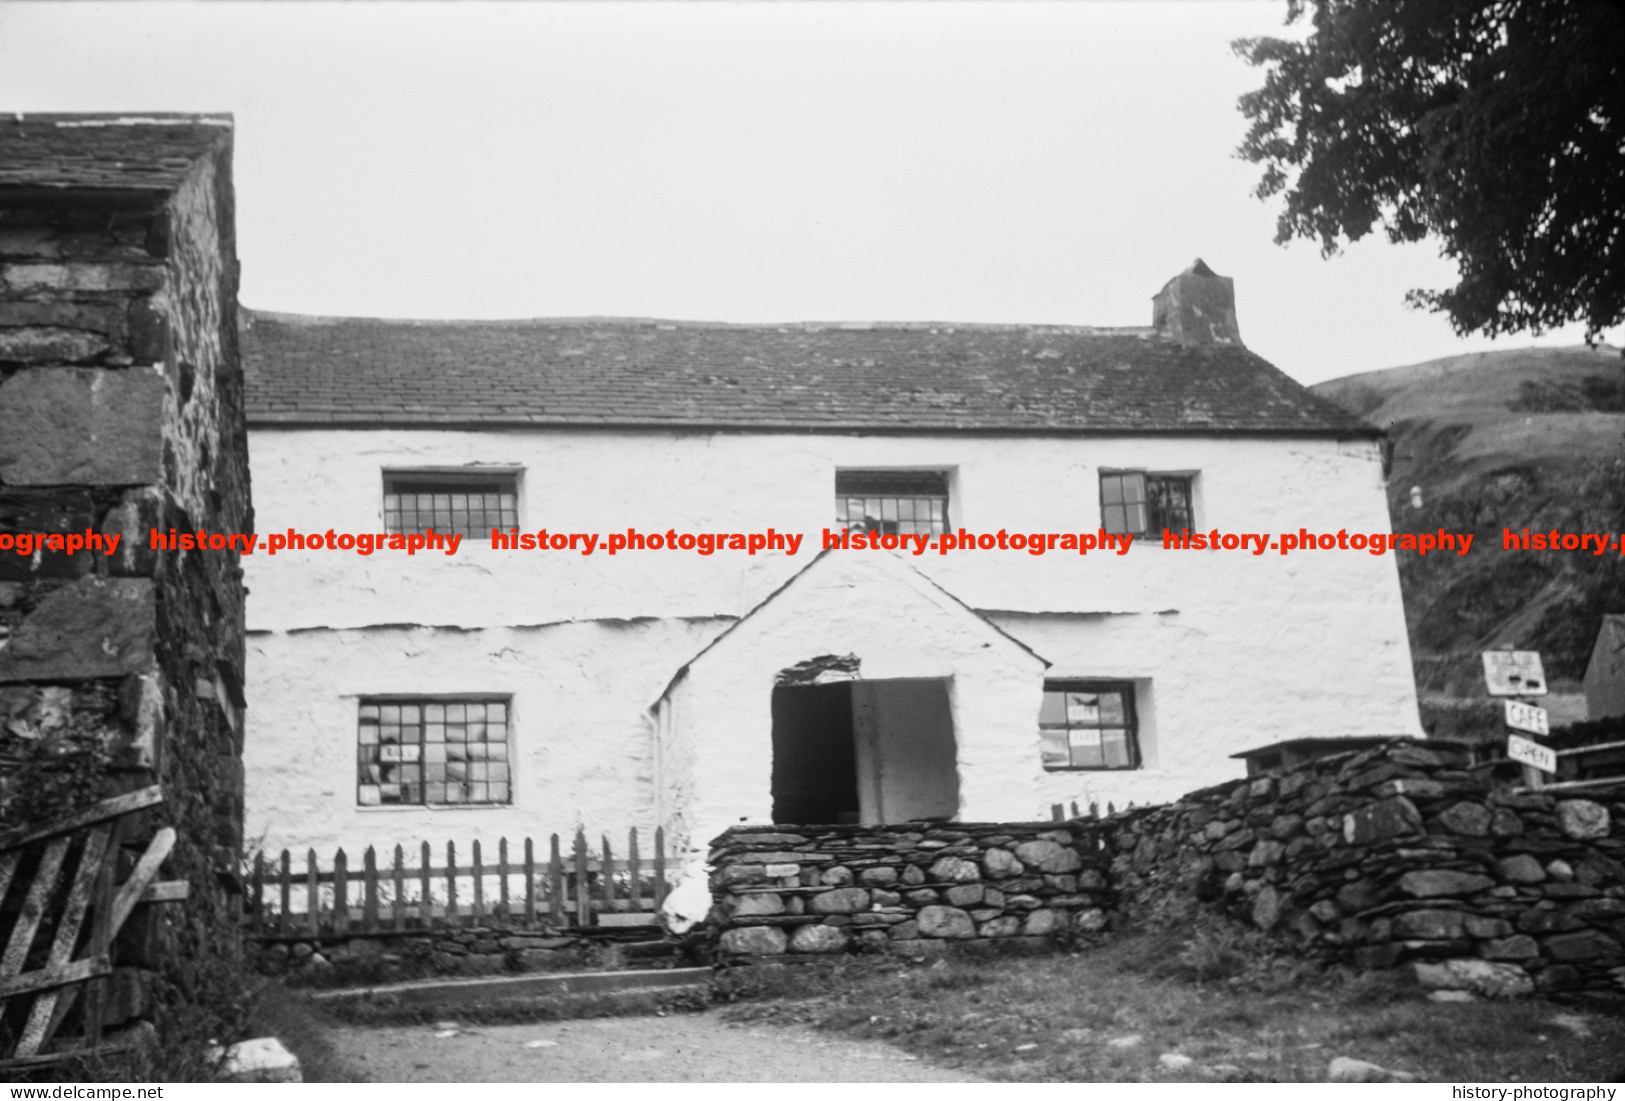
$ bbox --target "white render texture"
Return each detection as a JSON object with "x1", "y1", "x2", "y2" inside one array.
[{"x1": 242, "y1": 425, "x2": 1422, "y2": 859}]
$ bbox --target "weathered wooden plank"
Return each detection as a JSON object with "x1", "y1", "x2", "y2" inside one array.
[
  {"x1": 15, "y1": 827, "x2": 113, "y2": 1058},
  {"x1": 653, "y1": 827, "x2": 668, "y2": 909},
  {"x1": 472, "y1": 840, "x2": 484, "y2": 920},
  {"x1": 497, "y1": 838, "x2": 510, "y2": 920},
  {"x1": 420, "y1": 841, "x2": 432, "y2": 929},
  {"x1": 0, "y1": 955, "x2": 111, "y2": 1000},
  {"x1": 445, "y1": 842, "x2": 458, "y2": 922},
  {"x1": 250, "y1": 852, "x2": 265, "y2": 934},
  {"x1": 1, "y1": 836, "x2": 70, "y2": 978},
  {"x1": 523, "y1": 838, "x2": 536, "y2": 925},
  {"x1": 363, "y1": 847, "x2": 379, "y2": 932},
  {"x1": 278, "y1": 851, "x2": 291, "y2": 938},
  {"x1": 549, "y1": 835, "x2": 564, "y2": 924},
  {"x1": 333, "y1": 848, "x2": 350, "y2": 936},
  {"x1": 628, "y1": 828, "x2": 642, "y2": 912},
  {"x1": 573, "y1": 829, "x2": 590, "y2": 927},
  {"x1": 137, "y1": 881, "x2": 189, "y2": 905},
  {"x1": 393, "y1": 845, "x2": 406, "y2": 932},
  {"x1": 0, "y1": 785, "x2": 163, "y2": 852},
  {"x1": 109, "y1": 827, "x2": 174, "y2": 933},
  {"x1": 601, "y1": 834, "x2": 616, "y2": 913},
  {"x1": 305, "y1": 850, "x2": 319, "y2": 938}
]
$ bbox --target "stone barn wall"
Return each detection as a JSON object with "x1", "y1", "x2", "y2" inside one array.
[
  {"x1": 0, "y1": 115, "x2": 250, "y2": 1057},
  {"x1": 708, "y1": 821, "x2": 1111, "y2": 957}
]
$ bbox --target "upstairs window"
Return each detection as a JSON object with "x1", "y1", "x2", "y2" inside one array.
[
  {"x1": 835, "y1": 471, "x2": 949, "y2": 536},
  {"x1": 357, "y1": 698, "x2": 512, "y2": 807},
  {"x1": 384, "y1": 471, "x2": 518, "y2": 539},
  {"x1": 1039, "y1": 681, "x2": 1140, "y2": 771},
  {"x1": 1100, "y1": 471, "x2": 1193, "y2": 537}
]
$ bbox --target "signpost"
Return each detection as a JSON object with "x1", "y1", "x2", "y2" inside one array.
[
  {"x1": 1484, "y1": 648, "x2": 1553, "y2": 787},
  {"x1": 1481, "y1": 650, "x2": 1547, "y2": 697},
  {"x1": 1506, "y1": 732, "x2": 1557, "y2": 775},
  {"x1": 1503, "y1": 699, "x2": 1549, "y2": 737}
]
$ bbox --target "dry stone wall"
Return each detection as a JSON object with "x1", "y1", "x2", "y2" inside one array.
[
  {"x1": 708, "y1": 822, "x2": 1110, "y2": 958},
  {"x1": 1100, "y1": 741, "x2": 1624, "y2": 997}
]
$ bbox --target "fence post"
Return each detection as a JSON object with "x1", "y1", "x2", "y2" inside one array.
[
  {"x1": 601, "y1": 834, "x2": 616, "y2": 914},
  {"x1": 653, "y1": 826, "x2": 668, "y2": 910},
  {"x1": 549, "y1": 834, "x2": 564, "y2": 925},
  {"x1": 628, "y1": 828, "x2": 642, "y2": 913},
  {"x1": 305, "y1": 848, "x2": 319, "y2": 938},
  {"x1": 472, "y1": 840, "x2": 484, "y2": 920},
  {"x1": 363, "y1": 846, "x2": 379, "y2": 932},
  {"x1": 277, "y1": 850, "x2": 291, "y2": 938},
  {"x1": 393, "y1": 844, "x2": 406, "y2": 932},
  {"x1": 446, "y1": 841, "x2": 458, "y2": 922},
  {"x1": 333, "y1": 848, "x2": 349, "y2": 936},
  {"x1": 523, "y1": 837, "x2": 536, "y2": 925},
  {"x1": 251, "y1": 852, "x2": 265, "y2": 934},
  {"x1": 573, "y1": 828, "x2": 590, "y2": 927}
]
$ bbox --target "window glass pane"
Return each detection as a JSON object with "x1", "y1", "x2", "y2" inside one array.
[
  {"x1": 1039, "y1": 729, "x2": 1070, "y2": 769},
  {"x1": 1126, "y1": 502, "x2": 1149, "y2": 534},
  {"x1": 1098, "y1": 692, "x2": 1125, "y2": 725},
  {"x1": 1121, "y1": 472, "x2": 1146, "y2": 503},
  {"x1": 1065, "y1": 691, "x2": 1100, "y2": 725},
  {"x1": 1102, "y1": 503, "x2": 1126, "y2": 535},
  {"x1": 1101, "y1": 475, "x2": 1123, "y2": 506},
  {"x1": 1102, "y1": 729, "x2": 1130, "y2": 768}
]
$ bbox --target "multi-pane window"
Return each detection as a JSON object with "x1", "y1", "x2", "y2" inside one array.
[
  {"x1": 383, "y1": 472, "x2": 519, "y2": 539},
  {"x1": 835, "y1": 471, "x2": 949, "y2": 536},
  {"x1": 1039, "y1": 681, "x2": 1140, "y2": 771},
  {"x1": 357, "y1": 698, "x2": 512, "y2": 807},
  {"x1": 1099, "y1": 471, "x2": 1193, "y2": 537}
]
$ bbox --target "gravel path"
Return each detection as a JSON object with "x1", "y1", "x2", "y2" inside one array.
[{"x1": 331, "y1": 1012, "x2": 981, "y2": 1082}]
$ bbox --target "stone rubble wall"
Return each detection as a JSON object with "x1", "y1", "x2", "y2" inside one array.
[
  {"x1": 1098, "y1": 740, "x2": 1624, "y2": 997},
  {"x1": 708, "y1": 822, "x2": 1111, "y2": 958},
  {"x1": 0, "y1": 122, "x2": 251, "y2": 1045}
]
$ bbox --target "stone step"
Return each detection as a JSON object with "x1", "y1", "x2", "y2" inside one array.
[{"x1": 309, "y1": 966, "x2": 711, "y2": 1007}]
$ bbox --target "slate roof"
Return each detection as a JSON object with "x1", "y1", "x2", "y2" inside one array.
[
  {"x1": 243, "y1": 310, "x2": 1376, "y2": 436},
  {"x1": 0, "y1": 114, "x2": 232, "y2": 192}
]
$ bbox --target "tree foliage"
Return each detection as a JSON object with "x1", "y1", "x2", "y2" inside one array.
[{"x1": 1235, "y1": 0, "x2": 1625, "y2": 341}]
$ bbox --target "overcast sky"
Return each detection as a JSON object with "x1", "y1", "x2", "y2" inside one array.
[{"x1": 1, "y1": 0, "x2": 1616, "y2": 385}]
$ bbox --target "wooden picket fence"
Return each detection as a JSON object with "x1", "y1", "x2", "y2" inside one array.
[{"x1": 245, "y1": 827, "x2": 673, "y2": 939}]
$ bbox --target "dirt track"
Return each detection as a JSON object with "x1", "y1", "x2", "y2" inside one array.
[{"x1": 332, "y1": 1012, "x2": 982, "y2": 1082}]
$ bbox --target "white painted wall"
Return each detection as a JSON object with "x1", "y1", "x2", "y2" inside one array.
[{"x1": 242, "y1": 424, "x2": 1422, "y2": 859}]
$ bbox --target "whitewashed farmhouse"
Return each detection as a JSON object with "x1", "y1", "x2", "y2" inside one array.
[{"x1": 240, "y1": 262, "x2": 1423, "y2": 863}]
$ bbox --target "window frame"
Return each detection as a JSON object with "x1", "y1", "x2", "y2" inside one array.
[
  {"x1": 1099, "y1": 470, "x2": 1194, "y2": 538},
  {"x1": 1038, "y1": 679, "x2": 1141, "y2": 772},
  {"x1": 356, "y1": 695, "x2": 514, "y2": 808},
  {"x1": 834, "y1": 469, "x2": 951, "y2": 537},
  {"x1": 382, "y1": 467, "x2": 522, "y2": 541}
]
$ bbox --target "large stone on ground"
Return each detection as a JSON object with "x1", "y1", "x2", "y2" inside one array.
[
  {"x1": 789, "y1": 924, "x2": 850, "y2": 954},
  {"x1": 1397, "y1": 870, "x2": 1495, "y2": 898},
  {"x1": 1074, "y1": 908, "x2": 1108, "y2": 934},
  {"x1": 1251, "y1": 885, "x2": 1282, "y2": 930},
  {"x1": 720, "y1": 926, "x2": 786, "y2": 955},
  {"x1": 1555, "y1": 800, "x2": 1610, "y2": 841},
  {"x1": 0, "y1": 367, "x2": 164, "y2": 485},
  {"x1": 1411, "y1": 959, "x2": 1534, "y2": 999},
  {"x1": 1013, "y1": 839, "x2": 1082, "y2": 873},
  {"x1": 221, "y1": 1037, "x2": 302, "y2": 1083},
  {"x1": 858, "y1": 866, "x2": 898, "y2": 887},
  {"x1": 1327, "y1": 1057, "x2": 1394, "y2": 1083},
  {"x1": 944, "y1": 884, "x2": 983, "y2": 907},
  {"x1": 979, "y1": 916, "x2": 1021, "y2": 937},
  {"x1": 1542, "y1": 930, "x2": 1623, "y2": 963},
  {"x1": 809, "y1": 887, "x2": 870, "y2": 914},
  {"x1": 917, "y1": 905, "x2": 976, "y2": 939}
]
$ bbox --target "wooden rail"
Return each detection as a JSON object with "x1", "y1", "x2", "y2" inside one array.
[{"x1": 245, "y1": 827, "x2": 673, "y2": 938}]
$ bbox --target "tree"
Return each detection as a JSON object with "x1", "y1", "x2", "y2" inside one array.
[{"x1": 1234, "y1": 0, "x2": 1625, "y2": 341}]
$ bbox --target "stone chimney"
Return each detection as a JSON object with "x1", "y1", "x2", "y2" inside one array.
[{"x1": 1152, "y1": 259, "x2": 1244, "y2": 347}]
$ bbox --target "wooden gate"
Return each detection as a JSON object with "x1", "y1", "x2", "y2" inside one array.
[{"x1": 0, "y1": 785, "x2": 188, "y2": 1070}]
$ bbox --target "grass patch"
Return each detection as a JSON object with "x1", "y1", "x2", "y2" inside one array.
[{"x1": 716, "y1": 927, "x2": 1625, "y2": 1083}]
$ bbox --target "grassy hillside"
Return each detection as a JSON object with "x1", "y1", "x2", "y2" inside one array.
[{"x1": 1311, "y1": 345, "x2": 1625, "y2": 694}]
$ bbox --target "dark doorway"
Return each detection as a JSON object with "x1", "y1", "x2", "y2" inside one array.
[{"x1": 770, "y1": 682, "x2": 859, "y2": 825}]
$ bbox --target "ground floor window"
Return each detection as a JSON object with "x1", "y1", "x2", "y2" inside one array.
[
  {"x1": 1039, "y1": 681, "x2": 1139, "y2": 770},
  {"x1": 357, "y1": 698, "x2": 512, "y2": 806}
]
